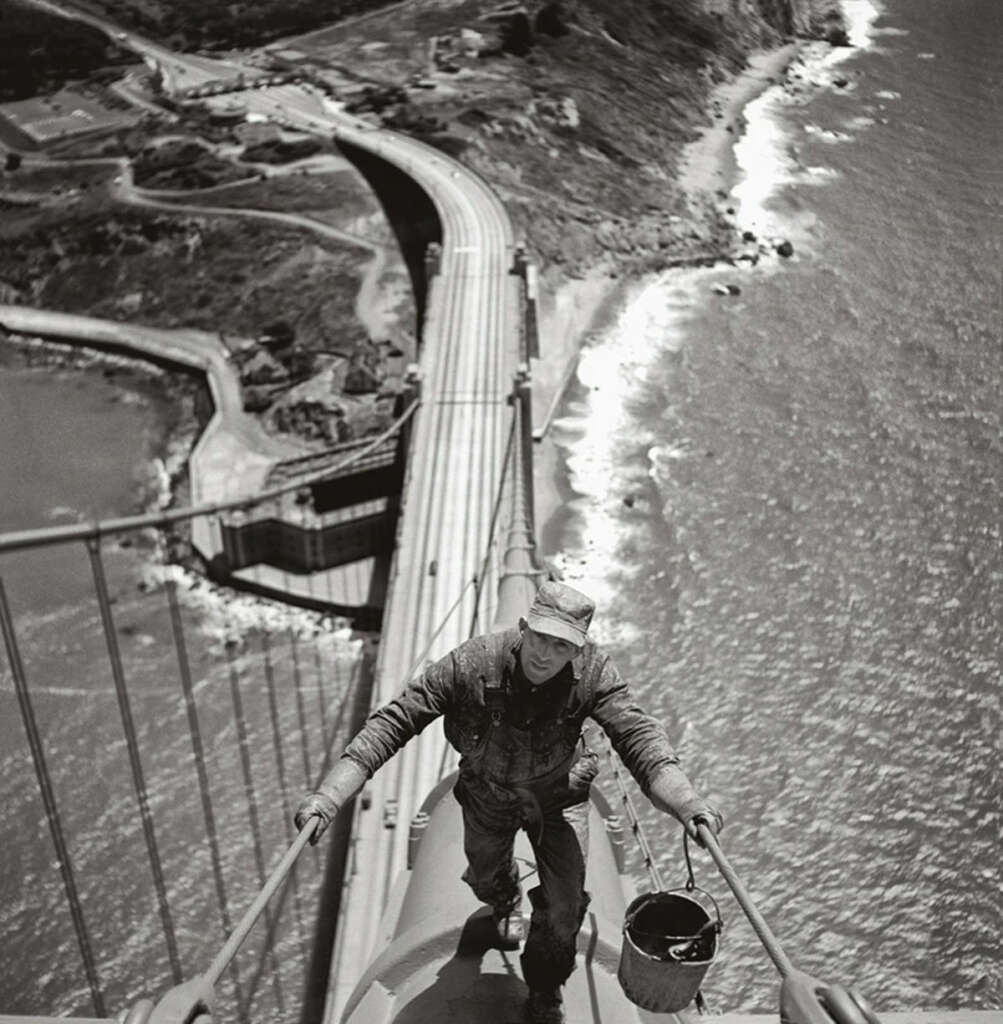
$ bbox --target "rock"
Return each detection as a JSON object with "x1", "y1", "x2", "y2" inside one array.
[
  {"x1": 727, "y1": 283, "x2": 741, "y2": 295},
  {"x1": 833, "y1": 76, "x2": 849, "y2": 88},
  {"x1": 713, "y1": 283, "x2": 731, "y2": 296},
  {"x1": 499, "y1": 10, "x2": 533, "y2": 56},
  {"x1": 826, "y1": 24, "x2": 851, "y2": 46},
  {"x1": 776, "y1": 240, "x2": 795, "y2": 258},
  {"x1": 535, "y1": 2, "x2": 571, "y2": 37},
  {"x1": 742, "y1": 230, "x2": 757, "y2": 242}
]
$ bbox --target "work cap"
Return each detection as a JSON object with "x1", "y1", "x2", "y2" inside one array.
[{"x1": 526, "y1": 581, "x2": 595, "y2": 647}]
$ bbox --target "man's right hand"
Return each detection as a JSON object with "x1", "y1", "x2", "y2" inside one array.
[{"x1": 294, "y1": 792, "x2": 340, "y2": 844}]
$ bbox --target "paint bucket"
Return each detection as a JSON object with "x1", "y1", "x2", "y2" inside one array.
[{"x1": 618, "y1": 887, "x2": 721, "y2": 1012}]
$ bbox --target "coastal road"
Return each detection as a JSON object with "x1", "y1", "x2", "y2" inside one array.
[{"x1": 0, "y1": 304, "x2": 301, "y2": 563}]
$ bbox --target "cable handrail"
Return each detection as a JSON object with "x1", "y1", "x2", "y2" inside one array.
[
  {"x1": 602, "y1": 734, "x2": 665, "y2": 893},
  {"x1": 204, "y1": 819, "x2": 319, "y2": 990},
  {"x1": 0, "y1": 398, "x2": 420, "y2": 556}
]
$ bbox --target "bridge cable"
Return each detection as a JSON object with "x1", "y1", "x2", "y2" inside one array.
[
  {"x1": 162, "y1": 563, "x2": 247, "y2": 1022},
  {"x1": 259, "y1": 625, "x2": 309, "y2": 965},
  {"x1": 85, "y1": 536, "x2": 183, "y2": 985},
  {"x1": 600, "y1": 733, "x2": 664, "y2": 893},
  {"x1": 221, "y1": 607, "x2": 285, "y2": 1014},
  {"x1": 0, "y1": 578, "x2": 107, "y2": 1017}
]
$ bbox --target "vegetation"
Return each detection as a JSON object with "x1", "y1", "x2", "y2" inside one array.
[
  {"x1": 238, "y1": 137, "x2": 324, "y2": 165},
  {"x1": 196, "y1": 172, "x2": 380, "y2": 224},
  {"x1": 0, "y1": 197, "x2": 366, "y2": 349},
  {"x1": 0, "y1": 0, "x2": 132, "y2": 100},
  {"x1": 133, "y1": 139, "x2": 252, "y2": 189},
  {"x1": 73, "y1": 0, "x2": 397, "y2": 50}
]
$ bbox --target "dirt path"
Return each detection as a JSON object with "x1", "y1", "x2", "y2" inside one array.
[{"x1": 112, "y1": 161, "x2": 394, "y2": 341}]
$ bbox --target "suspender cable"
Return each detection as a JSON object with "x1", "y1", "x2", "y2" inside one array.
[
  {"x1": 0, "y1": 578, "x2": 107, "y2": 1018},
  {"x1": 85, "y1": 537, "x2": 183, "y2": 984},
  {"x1": 273, "y1": 628, "x2": 311, "y2": 786},
  {"x1": 260, "y1": 628, "x2": 308, "y2": 964},
  {"x1": 313, "y1": 630, "x2": 330, "y2": 760},
  {"x1": 163, "y1": 573, "x2": 247, "y2": 1022},
  {"x1": 223, "y1": 632, "x2": 285, "y2": 1015},
  {"x1": 602, "y1": 736, "x2": 664, "y2": 893},
  {"x1": 303, "y1": 572, "x2": 331, "y2": 758},
  {"x1": 468, "y1": 410, "x2": 518, "y2": 638}
]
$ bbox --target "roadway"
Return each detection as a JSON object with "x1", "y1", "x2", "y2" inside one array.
[{"x1": 314, "y1": 122, "x2": 525, "y2": 1020}]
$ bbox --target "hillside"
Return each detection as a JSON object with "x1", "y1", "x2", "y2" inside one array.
[
  {"x1": 0, "y1": 0, "x2": 133, "y2": 100},
  {"x1": 277, "y1": 0, "x2": 848, "y2": 271}
]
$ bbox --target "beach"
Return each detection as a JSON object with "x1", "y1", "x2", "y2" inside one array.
[{"x1": 531, "y1": 42, "x2": 802, "y2": 562}]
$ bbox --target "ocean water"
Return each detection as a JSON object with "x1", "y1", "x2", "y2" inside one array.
[
  {"x1": 0, "y1": 355, "x2": 367, "y2": 1018},
  {"x1": 549, "y1": 0, "x2": 1001, "y2": 1012}
]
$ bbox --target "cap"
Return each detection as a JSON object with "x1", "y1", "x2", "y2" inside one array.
[{"x1": 525, "y1": 581, "x2": 595, "y2": 647}]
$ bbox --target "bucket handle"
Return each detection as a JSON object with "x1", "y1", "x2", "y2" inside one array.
[{"x1": 683, "y1": 830, "x2": 723, "y2": 927}]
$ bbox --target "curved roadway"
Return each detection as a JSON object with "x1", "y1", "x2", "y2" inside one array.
[{"x1": 317, "y1": 121, "x2": 524, "y2": 1020}]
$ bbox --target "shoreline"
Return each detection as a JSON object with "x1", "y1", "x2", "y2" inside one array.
[{"x1": 531, "y1": 43, "x2": 801, "y2": 562}]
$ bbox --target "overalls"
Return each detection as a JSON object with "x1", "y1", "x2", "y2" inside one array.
[{"x1": 452, "y1": 670, "x2": 599, "y2": 990}]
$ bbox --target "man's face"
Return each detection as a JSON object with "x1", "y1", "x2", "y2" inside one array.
[{"x1": 519, "y1": 623, "x2": 581, "y2": 685}]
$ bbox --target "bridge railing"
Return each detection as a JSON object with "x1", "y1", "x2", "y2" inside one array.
[
  {"x1": 0, "y1": 367, "x2": 545, "y2": 1024},
  {"x1": 0, "y1": 404, "x2": 417, "y2": 1023}
]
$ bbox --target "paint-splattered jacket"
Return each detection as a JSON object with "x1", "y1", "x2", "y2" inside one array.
[{"x1": 342, "y1": 628, "x2": 680, "y2": 817}]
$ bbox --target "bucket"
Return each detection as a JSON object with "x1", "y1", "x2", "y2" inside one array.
[{"x1": 618, "y1": 887, "x2": 721, "y2": 1012}]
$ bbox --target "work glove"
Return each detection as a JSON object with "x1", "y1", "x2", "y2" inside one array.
[
  {"x1": 293, "y1": 757, "x2": 368, "y2": 844},
  {"x1": 678, "y1": 801, "x2": 725, "y2": 847},
  {"x1": 647, "y1": 763, "x2": 724, "y2": 847},
  {"x1": 294, "y1": 791, "x2": 341, "y2": 845}
]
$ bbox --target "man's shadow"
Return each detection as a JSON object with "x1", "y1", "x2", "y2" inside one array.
[{"x1": 392, "y1": 909, "x2": 529, "y2": 1024}]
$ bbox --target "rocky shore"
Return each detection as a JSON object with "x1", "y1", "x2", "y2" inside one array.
[{"x1": 529, "y1": 37, "x2": 818, "y2": 544}]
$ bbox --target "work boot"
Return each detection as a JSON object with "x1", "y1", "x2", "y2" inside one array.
[
  {"x1": 525, "y1": 986, "x2": 564, "y2": 1024},
  {"x1": 492, "y1": 907, "x2": 526, "y2": 949}
]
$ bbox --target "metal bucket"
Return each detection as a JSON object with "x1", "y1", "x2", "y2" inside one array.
[{"x1": 618, "y1": 887, "x2": 721, "y2": 1012}]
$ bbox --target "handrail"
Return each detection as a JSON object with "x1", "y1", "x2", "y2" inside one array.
[
  {"x1": 136, "y1": 821, "x2": 319, "y2": 1024},
  {"x1": 602, "y1": 736, "x2": 665, "y2": 893},
  {"x1": 204, "y1": 819, "x2": 319, "y2": 989},
  {"x1": 0, "y1": 399, "x2": 420, "y2": 555}
]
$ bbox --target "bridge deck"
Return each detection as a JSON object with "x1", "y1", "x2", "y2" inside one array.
[{"x1": 322, "y1": 125, "x2": 524, "y2": 1021}]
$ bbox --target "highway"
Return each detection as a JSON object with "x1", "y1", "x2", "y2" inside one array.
[{"x1": 315, "y1": 123, "x2": 525, "y2": 1020}]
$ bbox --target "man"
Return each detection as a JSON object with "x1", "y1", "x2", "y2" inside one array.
[{"x1": 295, "y1": 581, "x2": 722, "y2": 1024}]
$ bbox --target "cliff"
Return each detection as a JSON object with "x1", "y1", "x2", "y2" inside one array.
[{"x1": 289, "y1": 0, "x2": 849, "y2": 273}]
